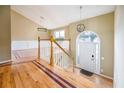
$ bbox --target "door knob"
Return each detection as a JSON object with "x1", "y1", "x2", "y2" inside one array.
[
  {"x1": 91, "y1": 55, "x2": 95, "y2": 61},
  {"x1": 92, "y1": 55, "x2": 94, "y2": 58}
]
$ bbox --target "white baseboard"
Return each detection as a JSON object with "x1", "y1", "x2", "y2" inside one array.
[
  {"x1": 0, "y1": 60, "x2": 12, "y2": 64},
  {"x1": 99, "y1": 74, "x2": 113, "y2": 80}
]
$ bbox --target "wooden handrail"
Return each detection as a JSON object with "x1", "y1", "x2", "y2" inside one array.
[
  {"x1": 50, "y1": 38, "x2": 54, "y2": 66},
  {"x1": 37, "y1": 36, "x2": 41, "y2": 62},
  {"x1": 40, "y1": 39, "x2": 50, "y2": 41},
  {"x1": 38, "y1": 36, "x2": 74, "y2": 72},
  {"x1": 53, "y1": 40, "x2": 71, "y2": 58},
  {"x1": 50, "y1": 36, "x2": 74, "y2": 72},
  {"x1": 38, "y1": 37, "x2": 71, "y2": 59},
  {"x1": 38, "y1": 36, "x2": 72, "y2": 58},
  {"x1": 40, "y1": 38, "x2": 71, "y2": 54},
  {"x1": 40, "y1": 38, "x2": 70, "y2": 41}
]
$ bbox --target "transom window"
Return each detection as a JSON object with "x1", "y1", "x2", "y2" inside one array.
[
  {"x1": 79, "y1": 31, "x2": 99, "y2": 43},
  {"x1": 54, "y1": 30, "x2": 65, "y2": 39}
]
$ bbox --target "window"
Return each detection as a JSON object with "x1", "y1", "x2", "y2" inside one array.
[
  {"x1": 54, "y1": 30, "x2": 65, "y2": 39},
  {"x1": 55, "y1": 32, "x2": 59, "y2": 38},
  {"x1": 79, "y1": 31, "x2": 98, "y2": 43}
]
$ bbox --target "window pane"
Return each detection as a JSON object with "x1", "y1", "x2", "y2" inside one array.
[
  {"x1": 60, "y1": 31, "x2": 65, "y2": 38},
  {"x1": 54, "y1": 32, "x2": 59, "y2": 38}
]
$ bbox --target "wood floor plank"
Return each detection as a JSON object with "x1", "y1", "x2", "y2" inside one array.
[
  {"x1": 0, "y1": 73, "x2": 3, "y2": 87},
  {"x1": 21, "y1": 63, "x2": 49, "y2": 88},
  {"x1": 0, "y1": 60, "x2": 112, "y2": 88},
  {"x1": 25, "y1": 62, "x2": 61, "y2": 88},
  {"x1": 33, "y1": 61, "x2": 76, "y2": 88},
  {"x1": 1, "y1": 66, "x2": 11, "y2": 88},
  {"x1": 15, "y1": 64, "x2": 38, "y2": 88},
  {"x1": 12, "y1": 65, "x2": 25, "y2": 88},
  {"x1": 36, "y1": 60, "x2": 95, "y2": 88}
]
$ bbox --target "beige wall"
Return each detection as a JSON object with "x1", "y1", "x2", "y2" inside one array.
[
  {"x1": 0, "y1": 6, "x2": 11, "y2": 62},
  {"x1": 11, "y1": 10, "x2": 50, "y2": 41},
  {"x1": 51, "y1": 12, "x2": 114, "y2": 77}
]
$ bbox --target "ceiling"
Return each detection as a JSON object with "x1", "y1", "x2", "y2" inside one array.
[{"x1": 11, "y1": 5, "x2": 115, "y2": 29}]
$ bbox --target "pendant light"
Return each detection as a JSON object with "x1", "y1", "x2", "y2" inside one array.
[{"x1": 77, "y1": 6, "x2": 85, "y2": 32}]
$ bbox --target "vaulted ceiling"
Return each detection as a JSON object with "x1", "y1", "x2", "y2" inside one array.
[{"x1": 11, "y1": 5, "x2": 115, "y2": 29}]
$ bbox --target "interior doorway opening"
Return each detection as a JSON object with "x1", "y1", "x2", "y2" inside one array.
[{"x1": 76, "y1": 31, "x2": 101, "y2": 74}]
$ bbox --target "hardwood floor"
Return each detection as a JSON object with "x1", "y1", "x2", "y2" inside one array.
[
  {"x1": 0, "y1": 49, "x2": 112, "y2": 88},
  {"x1": 0, "y1": 60, "x2": 95, "y2": 88},
  {"x1": 0, "y1": 59, "x2": 113, "y2": 88}
]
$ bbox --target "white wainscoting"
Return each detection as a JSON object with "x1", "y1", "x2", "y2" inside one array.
[
  {"x1": 12, "y1": 40, "x2": 69, "y2": 50},
  {"x1": 12, "y1": 40, "x2": 69, "y2": 61},
  {"x1": 12, "y1": 41, "x2": 38, "y2": 50}
]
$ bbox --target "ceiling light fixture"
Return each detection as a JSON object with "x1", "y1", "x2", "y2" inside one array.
[
  {"x1": 77, "y1": 6, "x2": 85, "y2": 32},
  {"x1": 37, "y1": 16, "x2": 48, "y2": 32},
  {"x1": 37, "y1": 27, "x2": 48, "y2": 32}
]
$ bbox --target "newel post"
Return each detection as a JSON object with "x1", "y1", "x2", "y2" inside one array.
[
  {"x1": 50, "y1": 36, "x2": 54, "y2": 66},
  {"x1": 37, "y1": 36, "x2": 40, "y2": 62}
]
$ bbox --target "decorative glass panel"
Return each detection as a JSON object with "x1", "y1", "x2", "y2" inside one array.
[{"x1": 79, "y1": 31, "x2": 99, "y2": 43}]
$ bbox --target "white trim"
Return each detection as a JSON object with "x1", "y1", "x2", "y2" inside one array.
[
  {"x1": 12, "y1": 40, "x2": 38, "y2": 50},
  {"x1": 0, "y1": 60, "x2": 12, "y2": 64},
  {"x1": 100, "y1": 74, "x2": 113, "y2": 80}
]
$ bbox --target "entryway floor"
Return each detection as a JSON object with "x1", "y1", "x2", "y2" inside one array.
[{"x1": 74, "y1": 67, "x2": 113, "y2": 88}]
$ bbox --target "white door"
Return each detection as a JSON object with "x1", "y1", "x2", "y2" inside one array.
[{"x1": 79, "y1": 42, "x2": 96, "y2": 73}]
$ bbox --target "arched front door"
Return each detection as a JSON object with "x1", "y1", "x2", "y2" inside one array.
[{"x1": 76, "y1": 31, "x2": 100, "y2": 74}]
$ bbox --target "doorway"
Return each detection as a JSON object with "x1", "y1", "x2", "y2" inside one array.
[{"x1": 76, "y1": 31, "x2": 101, "y2": 74}]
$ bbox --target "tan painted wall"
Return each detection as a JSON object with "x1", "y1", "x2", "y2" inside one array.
[
  {"x1": 51, "y1": 12, "x2": 114, "y2": 77},
  {"x1": 11, "y1": 10, "x2": 50, "y2": 41},
  {"x1": 0, "y1": 6, "x2": 11, "y2": 62}
]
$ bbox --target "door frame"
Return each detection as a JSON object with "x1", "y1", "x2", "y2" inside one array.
[{"x1": 76, "y1": 31, "x2": 101, "y2": 74}]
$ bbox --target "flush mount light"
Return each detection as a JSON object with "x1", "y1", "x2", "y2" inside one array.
[{"x1": 77, "y1": 6, "x2": 85, "y2": 32}]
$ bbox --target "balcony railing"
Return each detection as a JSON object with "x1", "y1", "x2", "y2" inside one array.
[{"x1": 37, "y1": 36, "x2": 74, "y2": 72}]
